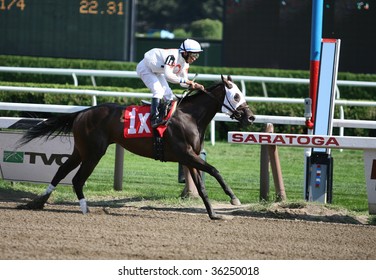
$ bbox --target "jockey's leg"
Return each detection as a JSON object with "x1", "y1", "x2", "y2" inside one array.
[
  {"x1": 137, "y1": 64, "x2": 167, "y2": 128},
  {"x1": 150, "y1": 74, "x2": 172, "y2": 128},
  {"x1": 150, "y1": 97, "x2": 163, "y2": 128}
]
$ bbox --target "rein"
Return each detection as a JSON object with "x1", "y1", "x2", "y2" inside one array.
[{"x1": 173, "y1": 82, "x2": 242, "y2": 120}]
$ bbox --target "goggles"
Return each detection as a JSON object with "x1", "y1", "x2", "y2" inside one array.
[{"x1": 189, "y1": 52, "x2": 200, "y2": 59}]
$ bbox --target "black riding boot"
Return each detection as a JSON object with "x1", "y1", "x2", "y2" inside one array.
[{"x1": 150, "y1": 97, "x2": 163, "y2": 128}]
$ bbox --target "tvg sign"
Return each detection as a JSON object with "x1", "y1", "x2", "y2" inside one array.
[{"x1": 3, "y1": 151, "x2": 70, "y2": 166}]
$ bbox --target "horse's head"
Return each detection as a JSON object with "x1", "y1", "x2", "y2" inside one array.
[{"x1": 221, "y1": 75, "x2": 255, "y2": 127}]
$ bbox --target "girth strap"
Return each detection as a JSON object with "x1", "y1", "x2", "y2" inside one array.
[{"x1": 153, "y1": 133, "x2": 165, "y2": 162}]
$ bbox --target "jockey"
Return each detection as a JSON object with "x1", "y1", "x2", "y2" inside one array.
[{"x1": 136, "y1": 38, "x2": 205, "y2": 128}]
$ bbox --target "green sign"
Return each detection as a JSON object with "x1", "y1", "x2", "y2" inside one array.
[{"x1": 3, "y1": 151, "x2": 24, "y2": 163}]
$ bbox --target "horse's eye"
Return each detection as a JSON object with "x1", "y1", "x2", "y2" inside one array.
[{"x1": 234, "y1": 93, "x2": 241, "y2": 102}]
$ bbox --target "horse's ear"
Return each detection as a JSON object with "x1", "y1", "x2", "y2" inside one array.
[
  {"x1": 222, "y1": 74, "x2": 232, "y2": 89},
  {"x1": 227, "y1": 75, "x2": 233, "y2": 82}
]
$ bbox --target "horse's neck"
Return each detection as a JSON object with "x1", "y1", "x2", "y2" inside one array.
[{"x1": 181, "y1": 89, "x2": 224, "y2": 128}]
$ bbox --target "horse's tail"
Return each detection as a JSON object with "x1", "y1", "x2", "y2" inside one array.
[{"x1": 17, "y1": 111, "x2": 81, "y2": 147}]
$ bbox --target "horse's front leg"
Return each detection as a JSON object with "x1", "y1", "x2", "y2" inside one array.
[
  {"x1": 180, "y1": 151, "x2": 241, "y2": 207},
  {"x1": 207, "y1": 166, "x2": 241, "y2": 206},
  {"x1": 188, "y1": 158, "x2": 241, "y2": 206},
  {"x1": 187, "y1": 167, "x2": 223, "y2": 220}
]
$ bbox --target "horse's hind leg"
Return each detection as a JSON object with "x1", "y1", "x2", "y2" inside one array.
[
  {"x1": 18, "y1": 148, "x2": 82, "y2": 210},
  {"x1": 50, "y1": 148, "x2": 82, "y2": 188},
  {"x1": 71, "y1": 151, "x2": 106, "y2": 214}
]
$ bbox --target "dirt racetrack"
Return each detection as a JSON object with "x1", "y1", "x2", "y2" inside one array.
[{"x1": 1, "y1": 190, "x2": 376, "y2": 260}]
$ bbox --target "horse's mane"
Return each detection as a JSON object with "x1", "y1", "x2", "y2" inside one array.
[{"x1": 176, "y1": 81, "x2": 222, "y2": 102}]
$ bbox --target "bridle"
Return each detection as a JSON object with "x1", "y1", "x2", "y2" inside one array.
[
  {"x1": 203, "y1": 83, "x2": 246, "y2": 121},
  {"x1": 222, "y1": 92, "x2": 243, "y2": 120},
  {"x1": 175, "y1": 81, "x2": 247, "y2": 121}
]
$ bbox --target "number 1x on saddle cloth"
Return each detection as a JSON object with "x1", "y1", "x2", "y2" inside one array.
[{"x1": 122, "y1": 101, "x2": 177, "y2": 139}]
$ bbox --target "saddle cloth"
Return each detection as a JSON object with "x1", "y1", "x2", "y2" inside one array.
[{"x1": 123, "y1": 101, "x2": 177, "y2": 139}]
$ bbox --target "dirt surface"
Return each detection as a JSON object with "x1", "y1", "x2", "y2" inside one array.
[{"x1": 1, "y1": 190, "x2": 376, "y2": 260}]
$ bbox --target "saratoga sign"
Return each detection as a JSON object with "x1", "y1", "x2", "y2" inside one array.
[
  {"x1": 228, "y1": 132, "x2": 376, "y2": 150},
  {"x1": 230, "y1": 133, "x2": 339, "y2": 147},
  {"x1": 228, "y1": 131, "x2": 376, "y2": 214}
]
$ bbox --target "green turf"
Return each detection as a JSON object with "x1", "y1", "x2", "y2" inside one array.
[{"x1": 0, "y1": 141, "x2": 368, "y2": 214}]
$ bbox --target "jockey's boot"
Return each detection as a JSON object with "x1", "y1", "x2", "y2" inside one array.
[{"x1": 150, "y1": 97, "x2": 163, "y2": 128}]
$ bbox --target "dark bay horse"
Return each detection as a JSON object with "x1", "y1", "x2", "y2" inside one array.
[{"x1": 18, "y1": 75, "x2": 255, "y2": 220}]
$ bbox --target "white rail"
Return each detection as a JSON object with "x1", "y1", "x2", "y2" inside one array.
[
  {"x1": 2, "y1": 66, "x2": 376, "y2": 86},
  {"x1": 1, "y1": 85, "x2": 376, "y2": 107},
  {"x1": 1, "y1": 66, "x2": 376, "y2": 93},
  {"x1": 1, "y1": 67, "x2": 375, "y2": 145},
  {"x1": 2, "y1": 104, "x2": 375, "y2": 128},
  {"x1": 1, "y1": 102, "x2": 376, "y2": 146},
  {"x1": 1, "y1": 95, "x2": 375, "y2": 146}
]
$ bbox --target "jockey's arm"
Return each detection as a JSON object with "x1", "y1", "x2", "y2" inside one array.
[
  {"x1": 185, "y1": 80, "x2": 205, "y2": 91},
  {"x1": 164, "y1": 66, "x2": 204, "y2": 90}
]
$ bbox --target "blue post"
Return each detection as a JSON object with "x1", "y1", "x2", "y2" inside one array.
[{"x1": 308, "y1": 0, "x2": 323, "y2": 127}]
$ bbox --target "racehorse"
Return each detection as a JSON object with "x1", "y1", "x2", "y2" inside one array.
[{"x1": 17, "y1": 75, "x2": 255, "y2": 220}]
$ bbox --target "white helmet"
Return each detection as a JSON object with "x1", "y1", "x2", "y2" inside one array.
[{"x1": 179, "y1": 39, "x2": 203, "y2": 53}]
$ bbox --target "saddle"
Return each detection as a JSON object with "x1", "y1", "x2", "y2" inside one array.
[{"x1": 141, "y1": 99, "x2": 172, "y2": 126}]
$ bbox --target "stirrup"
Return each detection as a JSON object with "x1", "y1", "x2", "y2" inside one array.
[{"x1": 151, "y1": 118, "x2": 167, "y2": 128}]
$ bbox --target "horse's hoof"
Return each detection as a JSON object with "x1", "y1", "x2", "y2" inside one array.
[
  {"x1": 16, "y1": 204, "x2": 31, "y2": 210},
  {"x1": 17, "y1": 195, "x2": 48, "y2": 210},
  {"x1": 210, "y1": 214, "x2": 233, "y2": 220},
  {"x1": 79, "y1": 199, "x2": 90, "y2": 214},
  {"x1": 210, "y1": 214, "x2": 224, "y2": 220},
  {"x1": 16, "y1": 201, "x2": 44, "y2": 210},
  {"x1": 231, "y1": 197, "x2": 241, "y2": 206}
]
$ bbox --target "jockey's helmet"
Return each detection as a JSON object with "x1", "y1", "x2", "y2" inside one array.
[{"x1": 179, "y1": 39, "x2": 203, "y2": 53}]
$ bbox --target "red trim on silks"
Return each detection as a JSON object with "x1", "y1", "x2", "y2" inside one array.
[
  {"x1": 155, "y1": 101, "x2": 177, "y2": 137},
  {"x1": 309, "y1": 60, "x2": 320, "y2": 126}
]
